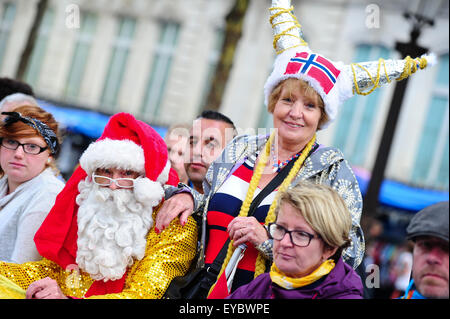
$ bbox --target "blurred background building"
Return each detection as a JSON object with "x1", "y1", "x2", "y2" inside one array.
[{"x1": 0, "y1": 0, "x2": 448, "y2": 297}]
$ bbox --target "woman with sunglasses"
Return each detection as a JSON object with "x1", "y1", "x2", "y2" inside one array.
[
  {"x1": 0, "y1": 105, "x2": 64, "y2": 263},
  {"x1": 227, "y1": 182, "x2": 363, "y2": 299}
]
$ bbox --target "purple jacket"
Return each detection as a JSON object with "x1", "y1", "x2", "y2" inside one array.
[{"x1": 226, "y1": 258, "x2": 363, "y2": 299}]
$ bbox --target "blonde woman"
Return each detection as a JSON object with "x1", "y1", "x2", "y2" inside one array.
[{"x1": 227, "y1": 182, "x2": 363, "y2": 299}]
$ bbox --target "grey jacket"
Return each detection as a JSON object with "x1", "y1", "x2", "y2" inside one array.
[
  {"x1": 0, "y1": 168, "x2": 64, "y2": 263},
  {"x1": 166, "y1": 134, "x2": 365, "y2": 269}
]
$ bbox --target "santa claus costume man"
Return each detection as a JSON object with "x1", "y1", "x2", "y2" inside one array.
[{"x1": 0, "y1": 112, "x2": 197, "y2": 299}]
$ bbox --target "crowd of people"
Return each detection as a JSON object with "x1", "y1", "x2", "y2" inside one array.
[{"x1": 0, "y1": 0, "x2": 447, "y2": 300}]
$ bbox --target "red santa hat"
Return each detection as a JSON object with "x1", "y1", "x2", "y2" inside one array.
[
  {"x1": 34, "y1": 113, "x2": 179, "y2": 296},
  {"x1": 78, "y1": 113, "x2": 175, "y2": 207}
]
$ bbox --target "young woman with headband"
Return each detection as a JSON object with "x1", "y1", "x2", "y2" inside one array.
[{"x1": 0, "y1": 105, "x2": 64, "y2": 263}]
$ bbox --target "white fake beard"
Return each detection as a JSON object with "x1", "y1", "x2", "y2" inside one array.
[{"x1": 75, "y1": 179, "x2": 154, "y2": 282}]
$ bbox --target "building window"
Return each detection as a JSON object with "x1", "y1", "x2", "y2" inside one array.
[
  {"x1": 0, "y1": 2, "x2": 16, "y2": 71},
  {"x1": 100, "y1": 16, "x2": 136, "y2": 111},
  {"x1": 141, "y1": 21, "x2": 180, "y2": 120},
  {"x1": 198, "y1": 28, "x2": 225, "y2": 112},
  {"x1": 64, "y1": 12, "x2": 97, "y2": 101},
  {"x1": 24, "y1": 8, "x2": 55, "y2": 87},
  {"x1": 332, "y1": 44, "x2": 392, "y2": 167},
  {"x1": 411, "y1": 54, "x2": 449, "y2": 190}
]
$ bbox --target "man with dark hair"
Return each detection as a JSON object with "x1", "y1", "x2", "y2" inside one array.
[
  {"x1": 0, "y1": 77, "x2": 34, "y2": 100},
  {"x1": 197, "y1": 110, "x2": 236, "y2": 129},
  {"x1": 185, "y1": 110, "x2": 236, "y2": 194}
]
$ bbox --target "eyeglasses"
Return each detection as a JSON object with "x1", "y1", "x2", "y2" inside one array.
[
  {"x1": 92, "y1": 174, "x2": 140, "y2": 189},
  {"x1": 0, "y1": 138, "x2": 48, "y2": 155},
  {"x1": 268, "y1": 223, "x2": 321, "y2": 247}
]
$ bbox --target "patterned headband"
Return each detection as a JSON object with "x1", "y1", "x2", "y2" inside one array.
[{"x1": 1, "y1": 111, "x2": 59, "y2": 155}]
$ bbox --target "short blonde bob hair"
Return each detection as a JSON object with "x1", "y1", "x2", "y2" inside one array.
[{"x1": 274, "y1": 181, "x2": 352, "y2": 254}]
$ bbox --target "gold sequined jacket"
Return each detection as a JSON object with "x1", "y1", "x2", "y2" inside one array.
[{"x1": 0, "y1": 215, "x2": 197, "y2": 299}]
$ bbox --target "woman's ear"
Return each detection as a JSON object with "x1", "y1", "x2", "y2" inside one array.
[
  {"x1": 322, "y1": 245, "x2": 338, "y2": 261},
  {"x1": 44, "y1": 155, "x2": 53, "y2": 169}
]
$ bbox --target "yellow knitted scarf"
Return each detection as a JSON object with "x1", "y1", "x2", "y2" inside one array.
[{"x1": 270, "y1": 259, "x2": 335, "y2": 289}]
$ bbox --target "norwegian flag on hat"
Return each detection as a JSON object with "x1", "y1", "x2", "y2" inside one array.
[{"x1": 284, "y1": 52, "x2": 341, "y2": 94}]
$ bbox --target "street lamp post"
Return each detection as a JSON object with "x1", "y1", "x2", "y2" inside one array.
[{"x1": 362, "y1": 4, "x2": 435, "y2": 218}]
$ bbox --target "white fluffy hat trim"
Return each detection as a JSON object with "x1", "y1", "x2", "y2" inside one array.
[
  {"x1": 133, "y1": 177, "x2": 165, "y2": 208},
  {"x1": 79, "y1": 138, "x2": 145, "y2": 176},
  {"x1": 134, "y1": 159, "x2": 170, "y2": 207}
]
